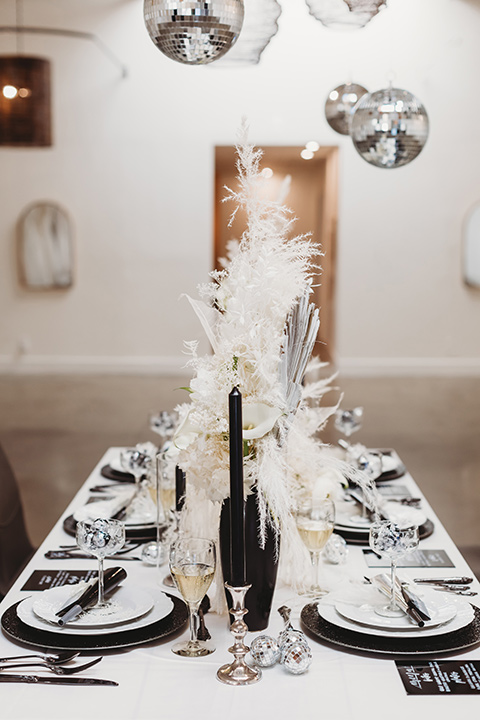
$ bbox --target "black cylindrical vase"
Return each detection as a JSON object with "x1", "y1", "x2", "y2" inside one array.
[{"x1": 219, "y1": 489, "x2": 279, "y2": 631}]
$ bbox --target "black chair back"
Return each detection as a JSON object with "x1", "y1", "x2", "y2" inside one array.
[{"x1": 0, "y1": 444, "x2": 34, "y2": 597}]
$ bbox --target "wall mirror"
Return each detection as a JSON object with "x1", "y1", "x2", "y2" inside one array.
[
  {"x1": 464, "y1": 202, "x2": 480, "y2": 289},
  {"x1": 17, "y1": 202, "x2": 74, "y2": 290}
]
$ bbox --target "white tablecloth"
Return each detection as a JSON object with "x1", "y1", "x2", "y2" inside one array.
[{"x1": 1, "y1": 448, "x2": 479, "y2": 720}]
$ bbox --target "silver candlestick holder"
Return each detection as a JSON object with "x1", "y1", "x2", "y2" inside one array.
[{"x1": 217, "y1": 583, "x2": 262, "y2": 686}]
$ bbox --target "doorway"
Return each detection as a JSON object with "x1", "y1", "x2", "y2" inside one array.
[{"x1": 214, "y1": 145, "x2": 338, "y2": 361}]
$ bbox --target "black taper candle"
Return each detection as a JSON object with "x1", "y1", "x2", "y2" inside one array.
[
  {"x1": 229, "y1": 386, "x2": 246, "y2": 586},
  {"x1": 175, "y1": 465, "x2": 186, "y2": 512}
]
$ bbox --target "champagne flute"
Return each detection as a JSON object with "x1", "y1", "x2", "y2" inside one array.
[
  {"x1": 295, "y1": 496, "x2": 335, "y2": 598},
  {"x1": 141, "y1": 452, "x2": 169, "y2": 566},
  {"x1": 369, "y1": 520, "x2": 419, "y2": 617},
  {"x1": 169, "y1": 538, "x2": 216, "y2": 657},
  {"x1": 119, "y1": 447, "x2": 153, "y2": 522},
  {"x1": 156, "y1": 450, "x2": 178, "y2": 586},
  {"x1": 76, "y1": 518, "x2": 125, "y2": 607}
]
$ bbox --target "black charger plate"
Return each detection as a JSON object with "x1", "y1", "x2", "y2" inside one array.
[
  {"x1": 301, "y1": 602, "x2": 480, "y2": 657},
  {"x1": 100, "y1": 465, "x2": 135, "y2": 483},
  {"x1": 1, "y1": 594, "x2": 187, "y2": 652},
  {"x1": 335, "y1": 519, "x2": 434, "y2": 546},
  {"x1": 63, "y1": 514, "x2": 157, "y2": 542}
]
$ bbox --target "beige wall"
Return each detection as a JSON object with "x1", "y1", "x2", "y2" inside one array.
[{"x1": 1, "y1": 0, "x2": 479, "y2": 375}]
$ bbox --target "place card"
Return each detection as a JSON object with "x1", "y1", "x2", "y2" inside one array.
[
  {"x1": 396, "y1": 660, "x2": 480, "y2": 694},
  {"x1": 363, "y1": 548, "x2": 454, "y2": 568},
  {"x1": 21, "y1": 569, "x2": 97, "y2": 591}
]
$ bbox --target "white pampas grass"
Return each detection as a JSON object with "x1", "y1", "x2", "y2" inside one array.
[{"x1": 176, "y1": 128, "x2": 369, "y2": 588}]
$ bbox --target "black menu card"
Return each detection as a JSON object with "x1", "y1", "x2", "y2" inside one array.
[
  {"x1": 363, "y1": 548, "x2": 454, "y2": 568},
  {"x1": 396, "y1": 660, "x2": 480, "y2": 695},
  {"x1": 21, "y1": 569, "x2": 97, "y2": 591}
]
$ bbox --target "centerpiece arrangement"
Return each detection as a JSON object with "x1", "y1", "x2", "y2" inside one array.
[{"x1": 172, "y1": 125, "x2": 360, "y2": 623}]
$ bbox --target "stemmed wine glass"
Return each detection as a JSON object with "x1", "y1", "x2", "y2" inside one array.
[
  {"x1": 169, "y1": 538, "x2": 216, "y2": 657},
  {"x1": 369, "y1": 520, "x2": 419, "y2": 617},
  {"x1": 149, "y1": 410, "x2": 177, "y2": 450},
  {"x1": 334, "y1": 407, "x2": 363, "y2": 438},
  {"x1": 76, "y1": 518, "x2": 125, "y2": 607},
  {"x1": 295, "y1": 496, "x2": 335, "y2": 598}
]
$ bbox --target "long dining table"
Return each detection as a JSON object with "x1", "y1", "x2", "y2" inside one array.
[{"x1": 1, "y1": 447, "x2": 479, "y2": 720}]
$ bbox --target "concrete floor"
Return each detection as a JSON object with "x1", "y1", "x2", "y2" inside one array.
[{"x1": 1, "y1": 375, "x2": 479, "y2": 563}]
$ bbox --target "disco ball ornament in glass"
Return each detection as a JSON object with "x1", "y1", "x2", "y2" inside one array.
[
  {"x1": 144, "y1": 0, "x2": 245, "y2": 65},
  {"x1": 350, "y1": 87, "x2": 429, "y2": 169},
  {"x1": 325, "y1": 82, "x2": 368, "y2": 135}
]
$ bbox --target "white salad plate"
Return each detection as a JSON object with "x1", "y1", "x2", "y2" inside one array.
[
  {"x1": 335, "y1": 504, "x2": 427, "y2": 531},
  {"x1": 318, "y1": 595, "x2": 473, "y2": 639},
  {"x1": 73, "y1": 497, "x2": 156, "y2": 527}
]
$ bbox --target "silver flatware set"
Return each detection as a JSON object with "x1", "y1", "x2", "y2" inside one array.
[{"x1": 0, "y1": 652, "x2": 117, "y2": 686}]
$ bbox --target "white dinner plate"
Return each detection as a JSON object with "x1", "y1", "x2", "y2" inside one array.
[
  {"x1": 18, "y1": 588, "x2": 173, "y2": 636},
  {"x1": 379, "y1": 455, "x2": 400, "y2": 473},
  {"x1": 30, "y1": 584, "x2": 154, "y2": 628},
  {"x1": 73, "y1": 497, "x2": 156, "y2": 527},
  {"x1": 109, "y1": 457, "x2": 130, "y2": 473},
  {"x1": 317, "y1": 595, "x2": 474, "y2": 639},
  {"x1": 334, "y1": 586, "x2": 457, "y2": 631},
  {"x1": 335, "y1": 504, "x2": 427, "y2": 531}
]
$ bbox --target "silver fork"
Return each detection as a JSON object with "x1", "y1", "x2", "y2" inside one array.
[
  {"x1": 0, "y1": 651, "x2": 79, "y2": 664},
  {"x1": 0, "y1": 657, "x2": 102, "y2": 675}
]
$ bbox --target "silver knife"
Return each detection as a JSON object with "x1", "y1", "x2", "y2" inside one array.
[
  {"x1": 0, "y1": 674, "x2": 118, "y2": 686},
  {"x1": 413, "y1": 577, "x2": 473, "y2": 585}
]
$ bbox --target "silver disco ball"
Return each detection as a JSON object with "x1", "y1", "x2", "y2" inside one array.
[
  {"x1": 350, "y1": 87, "x2": 429, "y2": 169},
  {"x1": 325, "y1": 82, "x2": 368, "y2": 135},
  {"x1": 144, "y1": 0, "x2": 245, "y2": 65}
]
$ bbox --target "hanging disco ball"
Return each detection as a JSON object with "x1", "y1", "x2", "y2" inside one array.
[
  {"x1": 305, "y1": 0, "x2": 378, "y2": 30},
  {"x1": 325, "y1": 82, "x2": 369, "y2": 135},
  {"x1": 144, "y1": 0, "x2": 245, "y2": 65},
  {"x1": 350, "y1": 87, "x2": 429, "y2": 169}
]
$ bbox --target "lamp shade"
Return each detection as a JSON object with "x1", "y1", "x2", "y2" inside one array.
[
  {"x1": 0, "y1": 56, "x2": 52, "y2": 147},
  {"x1": 213, "y1": 0, "x2": 281, "y2": 67},
  {"x1": 305, "y1": 0, "x2": 377, "y2": 29}
]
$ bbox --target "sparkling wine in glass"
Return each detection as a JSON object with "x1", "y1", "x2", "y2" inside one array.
[
  {"x1": 369, "y1": 520, "x2": 419, "y2": 617},
  {"x1": 296, "y1": 496, "x2": 335, "y2": 598},
  {"x1": 169, "y1": 538, "x2": 216, "y2": 657},
  {"x1": 76, "y1": 518, "x2": 125, "y2": 607}
]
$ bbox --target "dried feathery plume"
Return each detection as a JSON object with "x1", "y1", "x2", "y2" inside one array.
[{"x1": 174, "y1": 128, "x2": 374, "y2": 593}]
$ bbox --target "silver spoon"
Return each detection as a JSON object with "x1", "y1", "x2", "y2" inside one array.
[
  {"x1": 0, "y1": 651, "x2": 79, "y2": 664},
  {"x1": 0, "y1": 657, "x2": 102, "y2": 675}
]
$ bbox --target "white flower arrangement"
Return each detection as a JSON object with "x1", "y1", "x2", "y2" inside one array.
[{"x1": 174, "y1": 127, "x2": 360, "y2": 591}]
